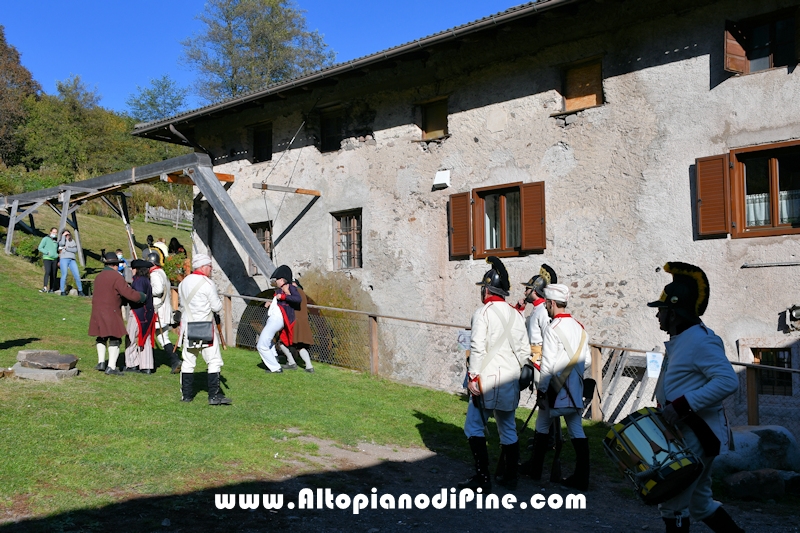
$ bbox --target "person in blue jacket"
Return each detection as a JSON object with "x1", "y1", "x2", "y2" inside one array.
[{"x1": 647, "y1": 262, "x2": 743, "y2": 533}]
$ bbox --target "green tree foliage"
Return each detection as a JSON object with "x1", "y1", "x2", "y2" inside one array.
[
  {"x1": 0, "y1": 25, "x2": 40, "y2": 166},
  {"x1": 126, "y1": 74, "x2": 189, "y2": 123},
  {"x1": 182, "y1": 0, "x2": 335, "y2": 103}
]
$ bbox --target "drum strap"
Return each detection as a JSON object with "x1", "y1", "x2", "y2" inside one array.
[{"x1": 550, "y1": 326, "x2": 587, "y2": 394}]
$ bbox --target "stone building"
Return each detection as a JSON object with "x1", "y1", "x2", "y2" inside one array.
[{"x1": 134, "y1": 0, "x2": 800, "y2": 421}]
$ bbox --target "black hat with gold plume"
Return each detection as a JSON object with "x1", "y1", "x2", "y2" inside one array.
[
  {"x1": 647, "y1": 262, "x2": 710, "y2": 318},
  {"x1": 476, "y1": 256, "x2": 510, "y2": 297},
  {"x1": 522, "y1": 264, "x2": 557, "y2": 297}
]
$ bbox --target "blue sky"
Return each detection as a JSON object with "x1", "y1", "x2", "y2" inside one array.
[{"x1": 2, "y1": 0, "x2": 520, "y2": 114}]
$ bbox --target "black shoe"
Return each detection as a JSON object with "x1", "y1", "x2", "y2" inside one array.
[
  {"x1": 139, "y1": 369, "x2": 154, "y2": 374},
  {"x1": 560, "y1": 438, "x2": 590, "y2": 491},
  {"x1": 496, "y1": 441, "x2": 520, "y2": 490},
  {"x1": 266, "y1": 368, "x2": 283, "y2": 373},
  {"x1": 61, "y1": 292, "x2": 68, "y2": 296},
  {"x1": 281, "y1": 363, "x2": 298, "y2": 370},
  {"x1": 123, "y1": 366, "x2": 139, "y2": 372},
  {"x1": 77, "y1": 291, "x2": 85, "y2": 297},
  {"x1": 457, "y1": 437, "x2": 491, "y2": 493},
  {"x1": 304, "y1": 367, "x2": 315, "y2": 373},
  {"x1": 702, "y1": 507, "x2": 745, "y2": 533},
  {"x1": 105, "y1": 368, "x2": 123, "y2": 376},
  {"x1": 94, "y1": 362, "x2": 107, "y2": 371}
]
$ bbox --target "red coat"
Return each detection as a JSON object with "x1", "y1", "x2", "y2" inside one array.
[{"x1": 88, "y1": 268, "x2": 143, "y2": 338}]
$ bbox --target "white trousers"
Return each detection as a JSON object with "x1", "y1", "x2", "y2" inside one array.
[
  {"x1": 256, "y1": 314, "x2": 284, "y2": 372},
  {"x1": 658, "y1": 425, "x2": 720, "y2": 521},
  {"x1": 464, "y1": 399, "x2": 518, "y2": 445},
  {"x1": 535, "y1": 403, "x2": 585, "y2": 438},
  {"x1": 181, "y1": 329, "x2": 223, "y2": 373}
]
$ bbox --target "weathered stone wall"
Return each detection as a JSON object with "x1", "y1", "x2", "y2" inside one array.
[{"x1": 193, "y1": 0, "x2": 800, "y2": 369}]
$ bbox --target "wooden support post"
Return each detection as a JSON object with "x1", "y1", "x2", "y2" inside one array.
[
  {"x1": 145, "y1": 201, "x2": 149, "y2": 223},
  {"x1": 28, "y1": 213, "x2": 35, "y2": 230},
  {"x1": 223, "y1": 295, "x2": 234, "y2": 347},
  {"x1": 118, "y1": 195, "x2": 137, "y2": 259},
  {"x1": 59, "y1": 191, "x2": 71, "y2": 235},
  {"x1": 70, "y1": 211, "x2": 85, "y2": 267},
  {"x1": 591, "y1": 346, "x2": 603, "y2": 421},
  {"x1": 369, "y1": 315, "x2": 379, "y2": 375},
  {"x1": 746, "y1": 366, "x2": 759, "y2": 426},
  {"x1": 4, "y1": 200, "x2": 18, "y2": 254}
]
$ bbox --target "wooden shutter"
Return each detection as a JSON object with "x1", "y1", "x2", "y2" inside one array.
[
  {"x1": 565, "y1": 61, "x2": 603, "y2": 112},
  {"x1": 520, "y1": 182, "x2": 546, "y2": 251},
  {"x1": 724, "y1": 21, "x2": 747, "y2": 74},
  {"x1": 423, "y1": 100, "x2": 449, "y2": 140},
  {"x1": 696, "y1": 154, "x2": 730, "y2": 237},
  {"x1": 449, "y1": 192, "x2": 472, "y2": 257}
]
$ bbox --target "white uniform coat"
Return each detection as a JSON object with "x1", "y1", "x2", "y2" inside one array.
[
  {"x1": 655, "y1": 323, "x2": 738, "y2": 450},
  {"x1": 526, "y1": 299, "x2": 550, "y2": 346},
  {"x1": 177, "y1": 273, "x2": 222, "y2": 348},
  {"x1": 149, "y1": 266, "x2": 172, "y2": 329},
  {"x1": 468, "y1": 299, "x2": 531, "y2": 411},
  {"x1": 539, "y1": 314, "x2": 592, "y2": 413}
]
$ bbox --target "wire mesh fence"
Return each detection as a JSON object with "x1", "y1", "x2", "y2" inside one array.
[{"x1": 224, "y1": 294, "x2": 800, "y2": 440}]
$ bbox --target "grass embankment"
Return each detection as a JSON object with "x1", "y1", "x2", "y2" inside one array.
[{"x1": 0, "y1": 236, "x2": 613, "y2": 520}]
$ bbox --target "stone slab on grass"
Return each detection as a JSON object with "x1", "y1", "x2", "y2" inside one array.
[
  {"x1": 11, "y1": 363, "x2": 79, "y2": 382},
  {"x1": 17, "y1": 351, "x2": 78, "y2": 370}
]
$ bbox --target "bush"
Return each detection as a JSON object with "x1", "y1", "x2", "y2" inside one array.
[
  {"x1": 13, "y1": 234, "x2": 41, "y2": 264},
  {"x1": 163, "y1": 252, "x2": 189, "y2": 284}
]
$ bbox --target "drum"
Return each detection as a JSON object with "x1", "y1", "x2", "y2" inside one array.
[{"x1": 603, "y1": 407, "x2": 703, "y2": 505}]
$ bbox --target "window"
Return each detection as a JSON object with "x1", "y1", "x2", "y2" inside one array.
[
  {"x1": 248, "y1": 222, "x2": 272, "y2": 276},
  {"x1": 563, "y1": 60, "x2": 604, "y2": 113},
  {"x1": 252, "y1": 124, "x2": 272, "y2": 163},
  {"x1": 696, "y1": 140, "x2": 800, "y2": 239},
  {"x1": 753, "y1": 348, "x2": 793, "y2": 396},
  {"x1": 422, "y1": 99, "x2": 449, "y2": 140},
  {"x1": 320, "y1": 109, "x2": 344, "y2": 152},
  {"x1": 448, "y1": 182, "x2": 545, "y2": 259},
  {"x1": 333, "y1": 210, "x2": 362, "y2": 269},
  {"x1": 725, "y1": 12, "x2": 796, "y2": 74}
]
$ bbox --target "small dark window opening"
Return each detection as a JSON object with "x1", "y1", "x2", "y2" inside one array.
[
  {"x1": 753, "y1": 348, "x2": 793, "y2": 396},
  {"x1": 725, "y1": 13, "x2": 796, "y2": 74},
  {"x1": 252, "y1": 124, "x2": 272, "y2": 163},
  {"x1": 320, "y1": 111, "x2": 344, "y2": 152},
  {"x1": 248, "y1": 221, "x2": 273, "y2": 275},
  {"x1": 422, "y1": 99, "x2": 448, "y2": 140}
]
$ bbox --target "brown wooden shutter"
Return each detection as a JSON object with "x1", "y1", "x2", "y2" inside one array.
[
  {"x1": 520, "y1": 182, "x2": 546, "y2": 251},
  {"x1": 449, "y1": 192, "x2": 472, "y2": 257},
  {"x1": 564, "y1": 61, "x2": 603, "y2": 112},
  {"x1": 696, "y1": 154, "x2": 730, "y2": 237},
  {"x1": 724, "y1": 21, "x2": 747, "y2": 74}
]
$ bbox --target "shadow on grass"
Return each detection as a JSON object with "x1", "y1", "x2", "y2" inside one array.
[{"x1": 0, "y1": 337, "x2": 40, "y2": 351}]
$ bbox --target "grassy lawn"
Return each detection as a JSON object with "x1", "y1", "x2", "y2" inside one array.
[{"x1": 0, "y1": 238, "x2": 615, "y2": 521}]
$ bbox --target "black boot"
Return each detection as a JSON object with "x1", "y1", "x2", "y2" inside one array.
[
  {"x1": 702, "y1": 507, "x2": 745, "y2": 533},
  {"x1": 663, "y1": 516, "x2": 690, "y2": 532},
  {"x1": 165, "y1": 345, "x2": 181, "y2": 373},
  {"x1": 519, "y1": 432, "x2": 549, "y2": 480},
  {"x1": 180, "y1": 373, "x2": 194, "y2": 402},
  {"x1": 561, "y1": 438, "x2": 590, "y2": 491},
  {"x1": 496, "y1": 441, "x2": 519, "y2": 490},
  {"x1": 457, "y1": 437, "x2": 491, "y2": 492},
  {"x1": 208, "y1": 372, "x2": 232, "y2": 405}
]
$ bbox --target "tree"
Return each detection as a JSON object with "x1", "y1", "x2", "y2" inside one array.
[
  {"x1": 0, "y1": 25, "x2": 40, "y2": 165},
  {"x1": 182, "y1": 0, "x2": 335, "y2": 103},
  {"x1": 126, "y1": 74, "x2": 189, "y2": 123}
]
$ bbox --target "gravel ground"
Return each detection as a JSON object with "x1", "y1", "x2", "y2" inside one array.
[{"x1": 2, "y1": 436, "x2": 798, "y2": 533}]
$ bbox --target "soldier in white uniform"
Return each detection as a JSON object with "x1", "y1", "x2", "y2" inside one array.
[
  {"x1": 648, "y1": 262, "x2": 742, "y2": 533},
  {"x1": 524, "y1": 283, "x2": 592, "y2": 490},
  {"x1": 515, "y1": 264, "x2": 557, "y2": 385},
  {"x1": 177, "y1": 254, "x2": 231, "y2": 405},
  {"x1": 458, "y1": 256, "x2": 531, "y2": 492},
  {"x1": 145, "y1": 250, "x2": 181, "y2": 373}
]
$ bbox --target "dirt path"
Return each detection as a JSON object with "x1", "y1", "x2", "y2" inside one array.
[{"x1": 2, "y1": 436, "x2": 799, "y2": 532}]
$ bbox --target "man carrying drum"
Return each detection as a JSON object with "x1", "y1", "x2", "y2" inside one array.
[{"x1": 647, "y1": 262, "x2": 743, "y2": 533}]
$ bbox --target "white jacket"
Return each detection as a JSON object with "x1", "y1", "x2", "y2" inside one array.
[
  {"x1": 150, "y1": 267, "x2": 172, "y2": 328},
  {"x1": 178, "y1": 273, "x2": 222, "y2": 324},
  {"x1": 468, "y1": 299, "x2": 531, "y2": 411},
  {"x1": 656, "y1": 323, "x2": 738, "y2": 451},
  {"x1": 526, "y1": 298, "x2": 550, "y2": 346},
  {"x1": 539, "y1": 314, "x2": 592, "y2": 412}
]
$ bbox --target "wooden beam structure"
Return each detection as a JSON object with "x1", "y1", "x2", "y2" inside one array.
[
  {"x1": 251, "y1": 183, "x2": 321, "y2": 196},
  {"x1": 163, "y1": 171, "x2": 234, "y2": 186}
]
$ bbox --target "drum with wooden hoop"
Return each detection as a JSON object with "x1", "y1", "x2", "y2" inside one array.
[{"x1": 603, "y1": 407, "x2": 703, "y2": 505}]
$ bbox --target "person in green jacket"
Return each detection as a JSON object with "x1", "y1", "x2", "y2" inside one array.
[{"x1": 37, "y1": 227, "x2": 59, "y2": 293}]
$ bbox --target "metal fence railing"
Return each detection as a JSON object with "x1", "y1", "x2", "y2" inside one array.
[{"x1": 220, "y1": 296, "x2": 800, "y2": 440}]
